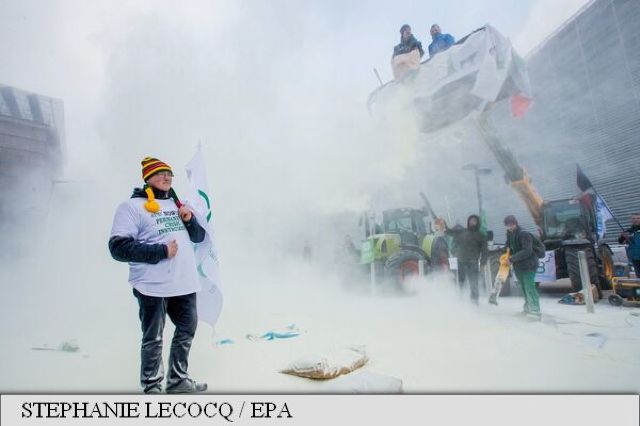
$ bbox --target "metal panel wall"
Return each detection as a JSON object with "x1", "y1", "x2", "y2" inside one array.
[{"x1": 478, "y1": 0, "x2": 640, "y2": 241}]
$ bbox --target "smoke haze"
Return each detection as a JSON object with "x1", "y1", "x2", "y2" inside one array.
[{"x1": 5, "y1": 0, "x2": 638, "y2": 395}]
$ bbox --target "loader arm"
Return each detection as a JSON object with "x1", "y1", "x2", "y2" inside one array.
[
  {"x1": 476, "y1": 114, "x2": 544, "y2": 228},
  {"x1": 510, "y1": 171, "x2": 544, "y2": 226}
]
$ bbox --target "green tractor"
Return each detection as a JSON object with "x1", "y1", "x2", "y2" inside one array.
[{"x1": 359, "y1": 208, "x2": 444, "y2": 288}]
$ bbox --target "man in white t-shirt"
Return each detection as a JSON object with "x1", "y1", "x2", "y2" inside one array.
[{"x1": 109, "y1": 157, "x2": 207, "y2": 394}]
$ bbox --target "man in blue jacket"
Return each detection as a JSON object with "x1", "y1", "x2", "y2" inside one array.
[
  {"x1": 109, "y1": 157, "x2": 208, "y2": 394},
  {"x1": 428, "y1": 24, "x2": 455, "y2": 57},
  {"x1": 618, "y1": 213, "x2": 640, "y2": 277}
]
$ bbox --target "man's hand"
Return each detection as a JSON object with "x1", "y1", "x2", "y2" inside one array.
[
  {"x1": 620, "y1": 232, "x2": 631, "y2": 242},
  {"x1": 166, "y1": 240, "x2": 178, "y2": 258},
  {"x1": 178, "y1": 206, "x2": 192, "y2": 222}
]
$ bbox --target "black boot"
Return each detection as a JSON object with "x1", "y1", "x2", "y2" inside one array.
[{"x1": 166, "y1": 379, "x2": 208, "y2": 393}]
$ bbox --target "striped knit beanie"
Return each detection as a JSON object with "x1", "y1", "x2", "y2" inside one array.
[{"x1": 141, "y1": 157, "x2": 172, "y2": 181}]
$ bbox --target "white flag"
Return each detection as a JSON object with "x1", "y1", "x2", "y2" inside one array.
[
  {"x1": 595, "y1": 195, "x2": 614, "y2": 240},
  {"x1": 185, "y1": 144, "x2": 223, "y2": 328}
]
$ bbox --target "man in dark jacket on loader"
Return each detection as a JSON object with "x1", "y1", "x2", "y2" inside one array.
[
  {"x1": 445, "y1": 214, "x2": 488, "y2": 304},
  {"x1": 393, "y1": 24, "x2": 425, "y2": 58},
  {"x1": 391, "y1": 24, "x2": 425, "y2": 79},
  {"x1": 504, "y1": 215, "x2": 541, "y2": 320}
]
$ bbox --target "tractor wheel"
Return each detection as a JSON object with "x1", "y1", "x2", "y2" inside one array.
[
  {"x1": 565, "y1": 246, "x2": 599, "y2": 293},
  {"x1": 400, "y1": 244, "x2": 429, "y2": 260},
  {"x1": 385, "y1": 250, "x2": 425, "y2": 289},
  {"x1": 598, "y1": 245, "x2": 615, "y2": 290}
]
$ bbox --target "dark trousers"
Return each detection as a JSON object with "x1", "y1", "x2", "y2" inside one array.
[
  {"x1": 458, "y1": 260, "x2": 480, "y2": 303},
  {"x1": 133, "y1": 289, "x2": 198, "y2": 392}
]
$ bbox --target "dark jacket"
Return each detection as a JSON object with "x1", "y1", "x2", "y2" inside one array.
[
  {"x1": 619, "y1": 225, "x2": 640, "y2": 260},
  {"x1": 445, "y1": 215, "x2": 488, "y2": 264},
  {"x1": 431, "y1": 235, "x2": 450, "y2": 267},
  {"x1": 108, "y1": 187, "x2": 206, "y2": 264},
  {"x1": 393, "y1": 35, "x2": 424, "y2": 58},
  {"x1": 506, "y1": 226, "x2": 539, "y2": 272}
]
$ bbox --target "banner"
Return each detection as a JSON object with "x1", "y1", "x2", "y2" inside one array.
[
  {"x1": 595, "y1": 195, "x2": 614, "y2": 240},
  {"x1": 185, "y1": 144, "x2": 223, "y2": 328},
  {"x1": 535, "y1": 250, "x2": 556, "y2": 282}
]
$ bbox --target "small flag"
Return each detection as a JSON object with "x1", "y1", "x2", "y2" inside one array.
[{"x1": 576, "y1": 164, "x2": 593, "y2": 192}]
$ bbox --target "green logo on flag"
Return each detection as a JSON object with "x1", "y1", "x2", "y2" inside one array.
[{"x1": 198, "y1": 189, "x2": 212, "y2": 223}]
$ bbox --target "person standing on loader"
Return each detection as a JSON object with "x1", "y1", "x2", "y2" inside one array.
[
  {"x1": 393, "y1": 24, "x2": 425, "y2": 58},
  {"x1": 445, "y1": 215, "x2": 488, "y2": 304},
  {"x1": 427, "y1": 24, "x2": 455, "y2": 57},
  {"x1": 391, "y1": 24, "x2": 424, "y2": 79},
  {"x1": 504, "y1": 215, "x2": 541, "y2": 320},
  {"x1": 618, "y1": 213, "x2": 640, "y2": 277}
]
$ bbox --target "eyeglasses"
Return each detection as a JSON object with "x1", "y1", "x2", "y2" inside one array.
[{"x1": 155, "y1": 171, "x2": 173, "y2": 178}]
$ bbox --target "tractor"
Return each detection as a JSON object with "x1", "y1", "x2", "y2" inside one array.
[{"x1": 358, "y1": 207, "x2": 449, "y2": 290}]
